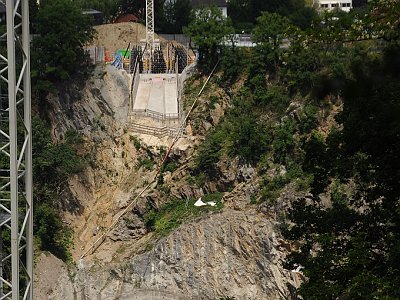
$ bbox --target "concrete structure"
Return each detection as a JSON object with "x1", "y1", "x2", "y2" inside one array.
[
  {"x1": 191, "y1": 0, "x2": 228, "y2": 17},
  {"x1": 132, "y1": 74, "x2": 179, "y2": 119},
  {"x1": 0, "y1": 0, "x2": 33, "y2": 299},
  {"x1": 316, "y1": 0, "x2": 353, "y2": 12}
]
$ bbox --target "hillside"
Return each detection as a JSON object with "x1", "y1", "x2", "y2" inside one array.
[{"x1": 30, "y1": 1, "x2": 400, "y2": 299}]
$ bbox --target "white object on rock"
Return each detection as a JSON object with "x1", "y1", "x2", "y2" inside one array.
[
  {"x1": 194, "y1": 197, "x2": 207, "y2": 207},
  {"x1": 207, "y1": 201, "x2": 216, "y2": 206}
]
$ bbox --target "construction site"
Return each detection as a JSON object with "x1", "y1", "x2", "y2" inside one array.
[{"x1": 86, "y1": 21, "x2": 196, "y2": 138}]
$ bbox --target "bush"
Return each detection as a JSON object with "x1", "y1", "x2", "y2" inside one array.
[
  {"x1": 32, "y1": 117, "x2": 82, "y2": 260},
  {"x1": 227, "y1": 113, "x2": 271, "y2": 164},
  {"x1": 272, "y1": 118, "x2": 297, "y2": 164},
  {"x1": 195, "y1": 127, "x2": 225, "y2": 177},
  {"x1": 136, "y1": 158, "x2": 154, "y2": 171},
  {"x1": 144, "y1": 194, "x2": 224, "y2": 237}
]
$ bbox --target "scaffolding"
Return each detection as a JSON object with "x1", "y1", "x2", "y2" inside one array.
[
  {"x1": 0, "y1": 0, "x2": 33, "y2": 299},
  {"x1": 145, "y1": 0, "x2": 154, "y2": 71}
]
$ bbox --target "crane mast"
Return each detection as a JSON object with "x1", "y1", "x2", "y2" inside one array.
[
  {"x1": 0, "y1": 0, "x2": 33, "y2": 299},
  {"x1": 145, "y1": 0, "x2": 154, "y2": 72}
]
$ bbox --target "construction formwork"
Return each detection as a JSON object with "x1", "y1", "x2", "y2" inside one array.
[{"x1": 0, "y1": 0, "x2": 33, "y2": 299}]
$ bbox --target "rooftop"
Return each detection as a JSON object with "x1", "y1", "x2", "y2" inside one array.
[{"x1": 82, "y1": 9, "x2": 103, "y2": 15}]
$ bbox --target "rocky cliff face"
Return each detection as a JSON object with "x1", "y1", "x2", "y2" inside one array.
[
  {"x1": 35, "y1": 210, "x2": 301, "y2": 299},
  {"x1": 34, "y1": 64, "x2": 302, "y2": 299}
]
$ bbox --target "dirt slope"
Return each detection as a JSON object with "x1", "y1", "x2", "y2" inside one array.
[{"x1": 91, "y1": 22, "x2": 166, "y2": 52}]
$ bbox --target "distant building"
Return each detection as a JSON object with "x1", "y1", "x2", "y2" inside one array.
[
  {"x1": 316, "y1": 0, "x2": 353, "y2": 12},
  {"x1": 191, "y1": 0, "x2": 228, "y2": 18},
  {"x1": 82, "y1": 9, "x2": 104, "y2": 25}
]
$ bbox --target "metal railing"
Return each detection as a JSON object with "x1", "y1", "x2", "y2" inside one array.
[
  {"x1": 130, "y1": 122, "x2": 185, "y2": 137},
  {"x1": 130, "y1": 108, "x2": 181, "y2": 122}
]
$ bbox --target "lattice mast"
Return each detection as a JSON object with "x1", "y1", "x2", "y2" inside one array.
[
  {"x1": 0, "y1": 0, "x2": 33, "y2": 299},
  {"x1": 145, "y1": 0, "x2": 154, "y2": 72}
]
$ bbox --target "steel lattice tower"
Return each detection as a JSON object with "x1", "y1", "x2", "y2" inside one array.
[
  {"x1": 145, "y1": 0, "x2": 154, "y2": 72},
  {"x1": 0, "y1": 0, "x2": 33, "y2": 299}
]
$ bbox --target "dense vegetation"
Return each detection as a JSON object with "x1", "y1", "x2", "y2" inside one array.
[
  {"x1": 185, "y1": 0, "x2": 400, "y2": 298},
  {"x1": 33, "y1": 118, "x2": 84, "y2": 261},
  {"x1": 32, "y1": 0, "x2": 95, "y2": 94},
  {"x1": 28, "y1": 0, "x2": 90, "y2": 260}
]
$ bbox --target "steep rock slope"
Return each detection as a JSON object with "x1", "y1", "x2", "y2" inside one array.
[{"x1": 34, "y1": 64, "x2": 301, "y2": 299}]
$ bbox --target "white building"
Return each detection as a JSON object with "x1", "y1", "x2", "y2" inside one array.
[{"x1": 317, "y1": 0, "x2": 353, "y2": 12}]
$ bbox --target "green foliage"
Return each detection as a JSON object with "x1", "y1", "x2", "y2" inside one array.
[
  {"x1": 144, "y1": 194, "x2": 224, "y2": 237},
  {"x1": 271, "y1": 118, "x2": 297, "y2": 164},
  {"x1": 136, "y1": 158, "x2": 155, "y2": 171},
  {"x1": 194, "y1": 127, "x2": 225, "y2": 177},
  {"x1": 265, "y1": 85, "x2": 291, "y2": 114},
  {"x1": 298, "y1": 103, "x2": 318, "y2": 134},
  {"x1": 285, "y1": 9, "x2": 400, "y2": 298},
  {"x1": 301, "y1": 131, "x2": 330, "y2": 195},
  {"x1": 281, "y1": 45, "x2": 321, "y2": 94},
  {"x1": 183, "y1": 6, "x2": 234, "y2": 71},
  {"x1": 32, "y1": 0, "x2": 95, "y2": 93},
  {"x1": 159, "y1": 0, "x2": 192, "y2": 33},
  {"x1": 227, "y1": 113, "x2": 270, "y2": 164},
  {"x1": 33, "y1": 117, "x2": 84, "y2": 182},
  {"x1": 220, "y1": 46, "x2": 247, "y2": 84},
  {"x1": 130, "y1": 135, "x2": 142, "y2": 150},
  {"x1": 32, "y1": 117, "x2": 83, "y2": 260},
  {"x1": 73, "y1": 0, "x2": 119, "y2": 22},
  {"x1": 261, "y1": 175, "x2": 291, "y2": 203},
  {"x1": 228, "y1": 0, "x2": 316, "y2": 30},
  {"x1": 35, "y1": 204, "x2": 72, "y2": 261},
  {"x1": 252, "y1": 12, "x2": 291, "y2": 73}
]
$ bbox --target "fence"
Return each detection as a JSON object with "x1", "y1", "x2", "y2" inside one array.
[
  {"x1": 85, "y1": 46, "x2": 106, "y2": 64},
  {"x1": 130, "y1": 122, "x2": 185, "y2": 137},
  {"x1": 159, "y1": 34, "x2": 191, "y2": 46},
  {"x1": 130, "y1": 108, "x2": 181, "y2": 123}
]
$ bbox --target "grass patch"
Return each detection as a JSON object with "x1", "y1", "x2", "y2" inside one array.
[
  {"x1": 135, "y1": 158, "x2": 154, "y2": 171},
  {"x1": 144, "y1": 193, "x2": 224, "y2": 237}
]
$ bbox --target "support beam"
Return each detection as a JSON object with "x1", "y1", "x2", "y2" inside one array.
[{"x1": 1, "y1": 0, "x2": 33, "y2": 299}]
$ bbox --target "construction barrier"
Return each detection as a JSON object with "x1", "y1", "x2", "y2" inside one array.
[{"x1": 85, "y1": 46, "x2": 106, "y2": 64}]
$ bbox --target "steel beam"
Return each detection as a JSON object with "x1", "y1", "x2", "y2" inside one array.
[{"x1": 0, "y1": 0, "x2": 33, "y2": 299}]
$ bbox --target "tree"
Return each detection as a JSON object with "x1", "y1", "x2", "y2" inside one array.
[
  {"x1": 183, "y1": 6, "x2": 234, "y2": 71},
  {"x1": 228, "y1": 0, "x2": 315, "y2": 30},
  {"x1": 161, "y1": 0, "x2": 192, "y2": 33},
  {"x1": 73, "y1": 0, "x2": 120, "y2": 22},
  {"x1": 32, "y1": 0, "x2": 95, "y2": 92},
  {"x1": 284, "y1": 4, "x2": 400, "y2": 297},
  {"x1": 252, "y1": 12, "x2": 291, "y2": 74}
]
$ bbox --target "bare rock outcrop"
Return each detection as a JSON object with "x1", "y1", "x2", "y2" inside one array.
[
  {"x1": 124, "y1": 209, "x2": 301, "y2": 299},
  {"x1": 39, "y1": 209, "x2": 301, "y2": 299}
]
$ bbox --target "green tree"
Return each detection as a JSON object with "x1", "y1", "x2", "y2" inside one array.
[
  {"x1": 161, "y1": 0, "x2": 192, "y2": 33},
  {"x1": 73, "y1": 0, "x2": 119, "y2": 22},
  {"x1": 183, "y1": 6, "x2": 234, "y2": 71},
  {"x1": 285, "y1": 24, "x2": 400, "y2": 300},
  {"x1": 32, "y1": 0, "x2": 95, "y2": 93},
  {"x1": 32, "y1": 117, "x2": 84, "y2": 260},
  {"x1": 228, "y1": 0, "x2": 315, "y2": 30},
  {"x1": 252, "y1": 12, "x2": 291, "y2": 74}
]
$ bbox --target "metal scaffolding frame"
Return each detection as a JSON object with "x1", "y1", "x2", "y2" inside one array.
[
  {"x1": 0, "y1": 0, "x2": 33, "y2": 299},
  {"x1": 145, "y1": 0, "x2": 154, "y2": 72}
]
